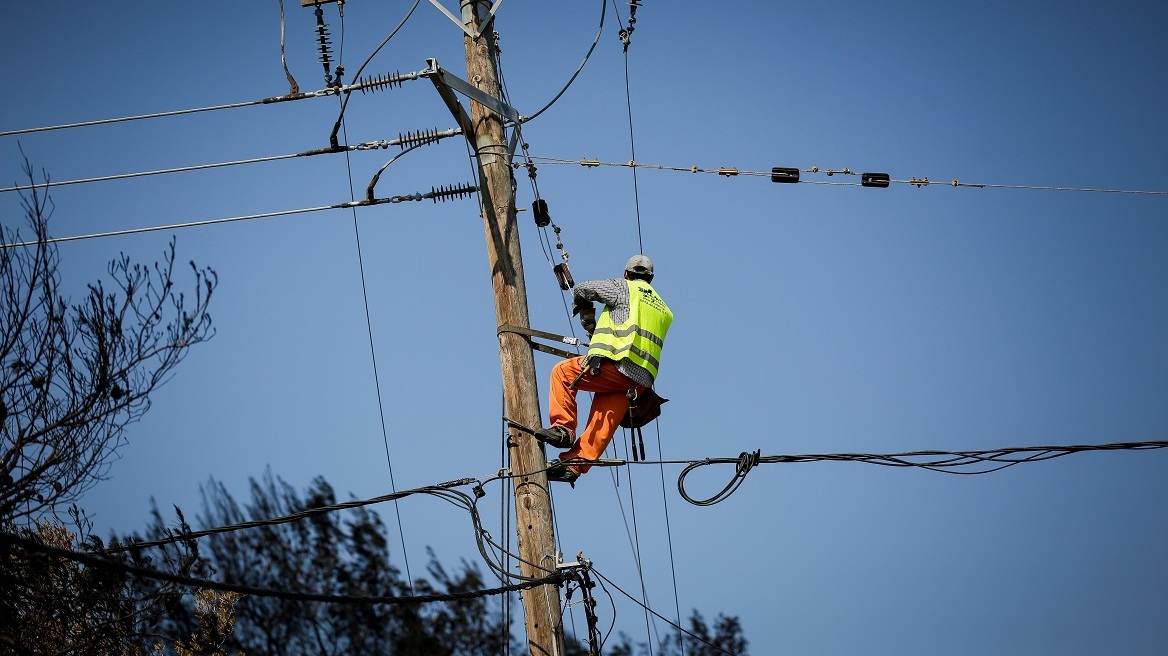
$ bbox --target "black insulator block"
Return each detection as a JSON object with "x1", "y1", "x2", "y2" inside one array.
[
  {"x1": 771, "y1": 167, "x2": 800, "y2": 183},
  {"x1": 532, "y1": 199, "x2": 551, "y2": 227}
]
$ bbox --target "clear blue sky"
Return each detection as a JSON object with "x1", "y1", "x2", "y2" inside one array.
[{"x1": 3, "y1": 2, "x2": 1167, "y2": 654}]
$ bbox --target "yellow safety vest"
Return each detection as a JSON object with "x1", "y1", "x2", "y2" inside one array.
[{"x1": 586, "y1": 280, "x2": 673, "y2": 380}]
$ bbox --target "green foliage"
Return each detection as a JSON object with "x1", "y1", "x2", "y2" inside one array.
[
  {"x1": 0, "y1": 519, "x2": 238, "y2": 656},
  {"x1": 154, "y1": 470, "x2": 517, "y2": 656}
]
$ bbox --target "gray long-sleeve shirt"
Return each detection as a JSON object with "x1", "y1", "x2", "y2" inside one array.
[{"x1": 574, "y1": 278, "x2": 658, "y2": 388}]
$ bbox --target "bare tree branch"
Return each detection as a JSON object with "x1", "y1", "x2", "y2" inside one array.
[{"x1": 0, "y1": 157, "x2": 217, "y2": 525}]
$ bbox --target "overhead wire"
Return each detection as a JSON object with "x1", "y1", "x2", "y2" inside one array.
[
  {"x1": 0, "y1": 184, "x2": 477, "y2": 250},
  {"x1": 590, "y1": 567, "x2": 740, "y2": 656},
  {"x1": 521, "y1": 0, "x2": 608, "y2": 124},
  {"x1": 670, "y1": 439, "x2": 1168, "y2": 505},
  {"x1": 0, "y1": 143, "x2": 373, "y2": 195},
  {"x1": 0, "y1": 64, "x2": 431, "y2": 140},
  {"x1": 605, "y1": 2, "x2": 675, "y2": 649},
  {"x1": 88, "y1": 465, "x2": 553, "y2": 588},
  {"x1": 327, "y1": 0, "x2": 423, "y2": 149},
  {"x1": 64, "y1": 439, "x2": 1164, "y2": 565},
  {"x1": 333, "y1": 2, "x2": 415, "y2": 592},
  {"x1": 619, "y1": 426, "x2": 663, "y2": 653},
  {"x1": 97, "y1": 477, "x2": 482, "y2": 554},
  {"x1": 515, "y1": 439, "x2": 1168, "y2": 508},
  {"x1": 0, "y1": 133, "x2": 459, "y2": 196},
  {"x1": 2, "y1": 530, "x2": 570, "y2": 606},
  {"x1": 611, "y1": 0, "x2": 645, "y2": 254},
  {"x1": 0, "y1": 99, "x2": 275, "y2": 139},
  {"x1": 653, "y1": 420, "x2": 685, "y2": 650},
  {"x1": 521, "y1": 156, "x2": 1168, "y2": 196}
]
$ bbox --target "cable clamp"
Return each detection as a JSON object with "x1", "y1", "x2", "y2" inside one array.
[
  {"x1": 580, "y1": 158, "x2": 600, "y2": 167},
  {"x1": 556, "y1": 550, "x2": 593, "y2": 572}
]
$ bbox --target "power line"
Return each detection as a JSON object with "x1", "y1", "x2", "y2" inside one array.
[
  {"x1": 86, "y1": 438, "x2": 1166, "y2": 557},
  {"x1": 100, "y1": 477, "x2": 481, "y2": 554},
  {"x1": 2, "y1": 530, "x2": 571, "y2": 606},
  {"x1": 591, "y1": 567, "x2": 740, "y2": 656},
  {"x1": 522, "y1": 0, "x2": 608, "y2": 124},
  {"x1": 0, "y1": 69, "x2": 432, "y2": 139},
  {"x1": 0, "y1": 99, "x2": 273, "y2": 139},
  {"x1": 672, "y1": 439, "x2": 1168, "y2": 506},
  {"x1": 335, "y1": 8, "x2": 417, "y2": 591},
  {"x1": 0, "y1": 183, "x2": 477, "y2": 249},
  {"x1": 522, "y1": 156, "x2": 1168, "y2": 196},
  {"x1": 328, "y1": 0, "x2": 422, "y2": 149},
  {"x1": 0, "y1": 131, "x2": 460, "y2": 196}
]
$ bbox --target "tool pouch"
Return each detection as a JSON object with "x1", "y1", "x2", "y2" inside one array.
[{"x1": 621, "y1": 387, "x2": 668, "y2": 429}]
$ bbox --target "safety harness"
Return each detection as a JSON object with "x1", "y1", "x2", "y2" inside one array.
[{"x1": 500, "y1": 325, "x2": 668, "y2": 460}]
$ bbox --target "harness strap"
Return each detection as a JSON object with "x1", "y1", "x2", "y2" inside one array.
[{"x1": 626, "y1": 388, "x2": 646, "y2": 461}]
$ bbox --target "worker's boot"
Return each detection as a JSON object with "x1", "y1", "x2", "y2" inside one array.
[
  {"x1": 534, "y1": 425, "x2": 574, "y2": 449},
  {"x1": 545, "y1": 459, "x2": 579, "y2": 487}
]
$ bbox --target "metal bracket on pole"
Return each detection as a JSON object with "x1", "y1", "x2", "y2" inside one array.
[
  {"x1": 428, "y1": 0, "x2": 505, "y2": 39},
  {"x1": 424, "y1": 59, "x2": 477, "y2": 145},
  {"x1": 423, "y1": 58, "x2": 521, "y2": 161},
  {"x1": 425, "y1": 58, "x2": 519, "y2": 124}
]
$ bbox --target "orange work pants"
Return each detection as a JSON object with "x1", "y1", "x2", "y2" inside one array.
[{"x1": 548, "y1": 356, "x2": 644, "y2": 474}]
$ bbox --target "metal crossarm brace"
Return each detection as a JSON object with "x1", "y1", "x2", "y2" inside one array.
[
  {"x1": 428, "y1": 0, "x2": 505, "y2": 39},
  {"x1": 424, "y1": 58, "x2": 520, "y2": 125}
]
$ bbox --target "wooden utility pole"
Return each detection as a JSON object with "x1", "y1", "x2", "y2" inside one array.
[{"x1": 458, "y1": 2, "x2": 566, "y2": 654}]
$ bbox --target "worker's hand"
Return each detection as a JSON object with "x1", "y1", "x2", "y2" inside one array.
[
  {"x1": 571, "y1": 297, "x2": 592, "y2": 317},
  {"x1": 580, "y1": 309, "x2": 596, "y2": 336}
]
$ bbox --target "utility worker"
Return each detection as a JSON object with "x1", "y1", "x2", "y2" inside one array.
[{"x1": 536, "y1": 255, "x2": 673, "y2": 485}]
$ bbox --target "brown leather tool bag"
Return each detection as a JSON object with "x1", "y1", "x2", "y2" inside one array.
[{"x1": 621, "y1": 387, "x2": 668, "y2": 429}]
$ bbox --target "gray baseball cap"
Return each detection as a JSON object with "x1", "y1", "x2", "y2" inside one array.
[{"x1": 625, "y1": 254, "x2": 654, "y2": 274}]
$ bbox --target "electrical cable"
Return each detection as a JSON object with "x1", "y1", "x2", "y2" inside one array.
[
  {"x1": 98, "y1": 478, "x2": 480, "y2": 554},
  {"x1": 335, "y1": 9, "x2": 415, "y2": 593},
  {"x1": 609, "y1": 5, "x2": 674, "y2": 646},
  {"x1": 521, "y1": 156, "x2": 1168, "y2": 196},
  {"x1": 673, "y1": 439, "x2": 1168, "y2": 506},
  {"x1": 2, "y1": 530, "x2": 570, "y2": 606},
  {"x1": 0, "y1": 134, "x2": 459, "y2": 196},
  {"x1": 0, "y1": 145, "x2": 364, "y2": 196},
  {"x1": 497, "y1": 414, "x2": 515, "y2": 656},
  {"x1": 92, "y1": 466, "x2": 552, "y2": 588},
  {"x1": 327, "y1": 0, "x2": 422, "y2": 149},
  {"x1": 278, "y1": 0, "x2": 301, "y2": 95},
  {"x1": 0, "y1": 100, "x2": 271, "y2": 139},
  {"x1": 0, "y1": 185, "x2": 477, "y2": 250},
  {"x1": 653, "y1": 419, "x2": 686, "y2": 650},
  {"x1": 611, "y1": 0, "x2": 645, "y2": 254},
  {"x1": 494, "y1": 36, "x2": 584, "y2": 345},
  {"x1": 0, "y1": 67, "x2": 429, "y2": 140},
  {"x1": 590, "y1": 567, "x2": 740, "y2": 656},
  {"x1": 522, "y1": 0, "x2": 607, "y2": 123},
  {"x1": 620, "y1": 426, "x2": 661, "y2": 654}
]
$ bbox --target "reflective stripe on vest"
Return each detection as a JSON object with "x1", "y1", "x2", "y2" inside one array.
[{"x1": 586, "y1": 279, "x2": 673, "y2": 380}]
